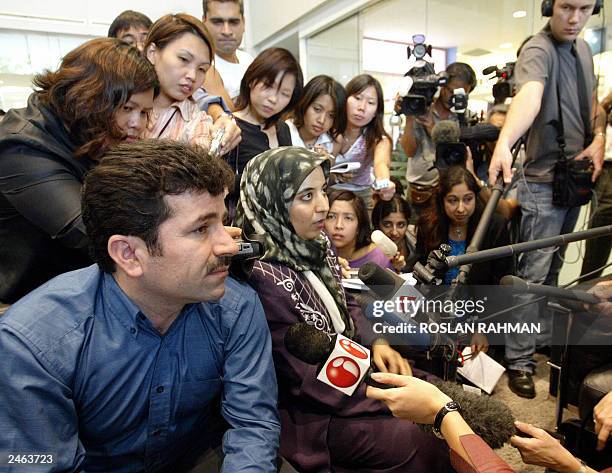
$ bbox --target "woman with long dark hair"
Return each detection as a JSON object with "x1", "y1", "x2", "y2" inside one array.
[
  {"x1": 224, "y1": 47, "x2": 303, "y2": 217},
  {"x1": 415, "y1": 166, "x2": 512, "y2": 285},
  {"x1": 0, "y1": 38, "x2": 158, "y2": 302},
  {"x1": 372, "y1": 194, "x2": 415, "y2": 272},
  {"x1": 285, "y1": 74, "x2": 346, "y2": 154},
  {"x1": 332, "y1": 74, "x2": 394, "y2": 209},
  {"x1": 325, "y1": 190, "x2": 394, "y2": 270}
]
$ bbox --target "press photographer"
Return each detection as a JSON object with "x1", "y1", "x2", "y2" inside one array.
[{"x1": 398, "y1": 58, "x2": 477, "y2": 215}]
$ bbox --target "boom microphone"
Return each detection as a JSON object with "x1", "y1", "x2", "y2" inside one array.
[
  {"x1": 285, "y1": 323, "x2": 516, "y2": 449},
  {"x1": 446, "y1": 225, "x2": 612, "y2": 269},
  {"x1": 500, "y1": 275, "x2": 601, "y2": 305},
  {"x1": 459, "y1": 123, "x2": 500, "y2": 144}
]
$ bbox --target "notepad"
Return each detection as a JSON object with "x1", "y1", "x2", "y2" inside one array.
[{"x1": 456, "y1": 346, "x2": 506, "y2": 395}]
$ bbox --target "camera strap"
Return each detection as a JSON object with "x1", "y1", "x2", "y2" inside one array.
[
  {"x1": 572, "y1": 42, "x2": 594, "y2": 149},
  {"x1": 552, "y1": 40, "x2": 593, "y2": 159}
]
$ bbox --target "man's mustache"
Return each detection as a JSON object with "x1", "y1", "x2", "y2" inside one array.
[{"x1": 206, "y1": 255, "x2": 232, "y2": 273}]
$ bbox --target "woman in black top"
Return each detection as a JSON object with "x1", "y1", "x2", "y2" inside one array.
[
  {"x1": 0, "y1": 38, "x2": 158, "y2": 302},
  {"x1": 224, "y1": 48, "x2": 303, "y2": 218},
  {"x1": 415, "y1": 166, "x2": 513, "y2": 286}
]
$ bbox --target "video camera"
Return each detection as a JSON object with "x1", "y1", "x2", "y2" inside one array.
[
  {"x1": 483, "y1": 62, "x2": 515, "y2": 104},
  {"x1": 433, "y1": 120, "x2": 501, "y2": 170},
  {"x1": 398, "y1": 34, "x2": 448, "y2": 116}
]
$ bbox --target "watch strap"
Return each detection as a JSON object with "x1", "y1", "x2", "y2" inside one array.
[{"x1": 433, "y1": 401, "x2": 462, "y2": 439}]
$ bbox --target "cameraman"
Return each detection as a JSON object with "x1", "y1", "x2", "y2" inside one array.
[
  {"x1": 400, "y1": 62, "x2": 477, "y2": 214},
  {"x1": 488, "y1": 0, "x2": 606, "y2": 399}
]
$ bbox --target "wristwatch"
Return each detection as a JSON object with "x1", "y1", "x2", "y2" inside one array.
[{"x1": 432, "y1": 400, "x2": 462, "y2": 439}]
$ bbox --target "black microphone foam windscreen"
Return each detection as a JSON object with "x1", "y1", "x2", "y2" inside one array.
[
  {"x1": 431, "y1": 120, "x2": 461, "y2": 145},
  {"x1": 426, "y1": 380, "x2": 516, "y2": 449},
  {"x1": 284, "y1": 322, "x2": 335, "y2": 364},
  {"x1": 459, "y1": 123, "x2": 500, "y2": 144}
]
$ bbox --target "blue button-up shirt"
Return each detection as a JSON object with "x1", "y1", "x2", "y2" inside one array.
[{"x1": 0, "y1": 265, "x2": 280, "y2": 472}]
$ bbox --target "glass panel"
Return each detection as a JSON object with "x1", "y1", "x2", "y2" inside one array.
[{"x1": 305, "y1": 13, "x2": 360, "y2": 85}]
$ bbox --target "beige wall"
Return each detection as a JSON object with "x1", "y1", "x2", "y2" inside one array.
[{"x1": 247, "y1": 0, "x2": 328, "y2": 46}]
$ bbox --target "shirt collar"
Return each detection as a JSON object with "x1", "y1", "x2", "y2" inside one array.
[{"x1": 102, "y1": 272, "x2": 144, "y2": 336}]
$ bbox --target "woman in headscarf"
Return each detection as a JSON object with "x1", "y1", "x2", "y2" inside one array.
[{"x1": 235, "y1": 146, "x2": 451, "y2": 473}]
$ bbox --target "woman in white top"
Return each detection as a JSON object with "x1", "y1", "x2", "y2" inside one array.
[{"x1": 285, "y1": 75, "x2": 346, "y2": 155}]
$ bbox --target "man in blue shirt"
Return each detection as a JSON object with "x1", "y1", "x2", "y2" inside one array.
[{"x1": 0, "y1": 140, "x2": 280, "y2": 472}]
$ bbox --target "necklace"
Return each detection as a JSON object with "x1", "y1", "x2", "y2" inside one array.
[{"x1": 450, "y1": 226, "x2": 465, "y2": 239}]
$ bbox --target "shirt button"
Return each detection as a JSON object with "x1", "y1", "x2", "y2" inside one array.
[
  {"x1": 156, "y1": 386, "x2": 164, "y2": 394},
  {"x1": 130, "y1": 327, "x2": 136, "y2": 334}
]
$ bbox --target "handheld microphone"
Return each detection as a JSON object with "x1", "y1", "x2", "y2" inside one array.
[
  {"x1": 371, "y1": 230, "x2": 398, "y2": 258},
  {"x1": 284, "y1": 323, "x2": 391, "y2": 392},
  {"x1": 285, "y1": 323, "x2": 517, "y2": 449},
  {"x1": 500, "y1": 275, "x2": 600, "y2": 305}
]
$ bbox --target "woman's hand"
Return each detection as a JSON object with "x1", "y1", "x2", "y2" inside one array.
[
  {"x1": 372, "y1": 339, "x2": 412, "y2": 375},
  {"x1": 366, "y1": 372, "x2": 451, "y2": 424},
  {"x1": 469, "y1": 333, "x2": 489, "y2": 355},
  {"x1": 391, "y1": 252, "x2": 406, "y2": 273},
  {"x1": 335, "y1": 171, "x2": 355, "y2": 183},
  {"x1": 312, "y1": 145, "x2": 331, "y2": 157},
  {"x1": 212, "y1": 114, "x2": 241, "y2": 155},
  {"x1": 511, "y1": 421, "x2": 582, "y2": 473},
  {"x1": 594, "y1": 391, "x2": 612, "y2": 451},
  {"x1": 374, "y1": 179, "x2": 396, "y2": 201},
  {"x1": 337, "y1": 257, "x2": 351, "y2": 279}
]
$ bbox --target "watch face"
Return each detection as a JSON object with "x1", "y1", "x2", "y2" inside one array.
[{"x1": 446, "y1": 401, "x2": 460, "y2": 411}]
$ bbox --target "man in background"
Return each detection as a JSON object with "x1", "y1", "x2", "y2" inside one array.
[
  {"x1": 203, "y1": 0, "x2": 253, "y2": 106},
  {"x1": 400, "y1": 62, "x2": 477, "y2": 215},
  {"x1": 108, "y1": 10, "x2": 152, "y2": 52}
]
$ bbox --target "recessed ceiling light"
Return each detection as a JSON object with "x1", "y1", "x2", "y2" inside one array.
[
  {"x1": 513, "y1": 10, "x2": 527, "y2": 18},
  {"x1": 500, "y1": 42, "x2": 513, "y2": 49}
]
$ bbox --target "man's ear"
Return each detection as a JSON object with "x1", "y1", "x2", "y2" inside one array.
[
  {"x1": 108, "y1": 235, "x2": 148, "y2": 278},
  {"x1": 146, "y1": 43, "x2": 157, "y2": 64}
]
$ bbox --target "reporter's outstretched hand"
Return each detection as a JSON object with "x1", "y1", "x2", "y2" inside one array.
[
  {"x1": 366, "y1": 372, "x2": 451, "y2": 424},
  {"x1": 511, "y1": 421, "x2": 582, "y2": 473}
]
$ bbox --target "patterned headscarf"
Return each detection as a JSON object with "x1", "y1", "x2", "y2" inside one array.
[{"x1": 235, "y1": 146, "x2": 354, "y2": 337}]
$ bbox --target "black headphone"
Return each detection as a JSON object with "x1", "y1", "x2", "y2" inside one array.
[{"x1": 541, "y1": 0, "x2": 602, "y2": 17}]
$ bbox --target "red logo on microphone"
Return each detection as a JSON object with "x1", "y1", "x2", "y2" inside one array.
[
  {"x1": 339, "y1": 339, "x2": 368, "y2": 359},
  {"x1": 326, "y1": 356, "x2": 361, "y2": 388}
]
